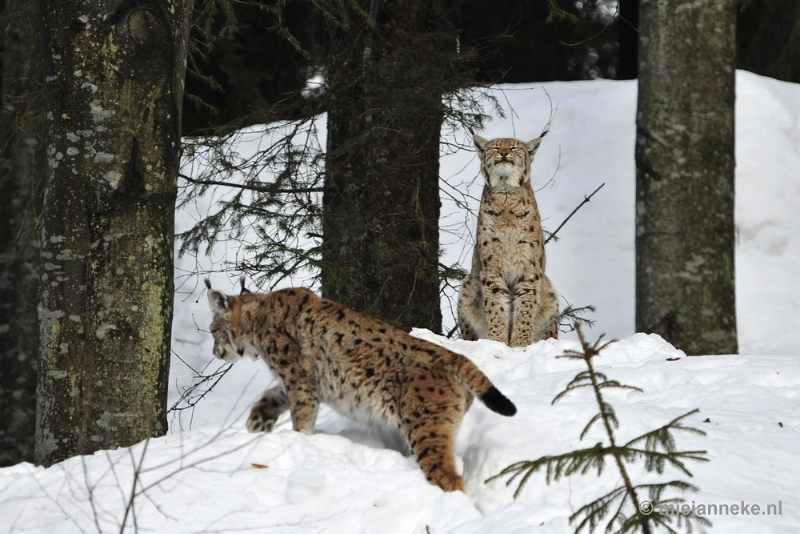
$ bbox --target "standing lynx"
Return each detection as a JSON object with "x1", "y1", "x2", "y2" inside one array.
[
  {"x1": 205, "y1": 280, "x2": 516, "y2": 492},
  {"x1": 457, "y1": 133, "x2": 560, "y2": 347}
]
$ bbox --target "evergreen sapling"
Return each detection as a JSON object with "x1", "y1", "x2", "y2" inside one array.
[{"x1": 487, "y1": 325, "x2": 711, "y2": 534}]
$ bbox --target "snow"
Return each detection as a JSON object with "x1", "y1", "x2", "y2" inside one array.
[{"x1": 2, "y1": 71, "x2": 800, "y2": 533}]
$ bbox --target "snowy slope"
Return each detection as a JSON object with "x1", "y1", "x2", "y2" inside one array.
[
  {"x1": 2, "y1": 335, "x2": 798, "y2": 533},
  {"x1": 2, "y1": 71, "x2": 799, "y2": 534}
]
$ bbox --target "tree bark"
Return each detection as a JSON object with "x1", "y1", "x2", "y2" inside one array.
[
  {"x1": 34, "y1": 0, "x2": 192, "y2": 466},
  {"x1": 635, "y1": 0, "x2": 737, "y2": 355},
  {"x1": 321, "y1": 0, "x2": 449, "y2": 333},
  {"x1": 0, "y1": 0, "x2": 44, "y2": 466}
]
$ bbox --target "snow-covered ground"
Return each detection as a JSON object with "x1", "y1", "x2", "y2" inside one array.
[{"x1": 2, "y1": 71, "x2": 799, "y2": 533}]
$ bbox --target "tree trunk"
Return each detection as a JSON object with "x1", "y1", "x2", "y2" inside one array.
[
  {"x1": 635, "y1": 0, "x2": 737, "y2": 355},
  {"x1": 0, "y1": 0, "x2": 44, "y2": 467},
  {"x1": 616, "y1": 0, "x2": 639, "y2": 80},
  {"x1": 321, "y1": 0, "x2": 450, "y2": 333},
  {"x1": 34, "y1": 0, "x2": 192, "y2": 466},
  {"x1": 736, "y1": 0, "x2": 800, "y2": 84}
]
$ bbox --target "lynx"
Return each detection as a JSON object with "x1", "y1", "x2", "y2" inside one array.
[
  {"x1": 457, "y1": 133, "x2": 560, "y2": 347},
  {"x1": 205, "y1": 280, "x2": 516, "y2": 492}
]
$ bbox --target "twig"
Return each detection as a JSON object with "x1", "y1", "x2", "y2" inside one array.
[
  {"x1": 445, "y1": 324, "x2": 459, "y2": 339},
  {"x1": 119, "y1": 439, "x2": 149, "y2": 534},
  {"x1": 179, "y1": 173, "x2": 327, "y2": 194},
  {"x1": 559, "y1": 4, "x2": 619, "y2": 47},
  {"x1": 545, "y1": 183, "x2": 605, "y2": 245}
]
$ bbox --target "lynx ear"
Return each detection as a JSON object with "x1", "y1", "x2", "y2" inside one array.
[
  {"x1": 473, "y1": 134, "x2": 489, "y2": 153},
  {"x1": 239, "y1": 276, "x2": 250, "y2": 294},
  {"x1": 525, "y1": 132, "x2": 547, "y2": 157},
  {"x1": 207, "y1": 288, "x2": 230, "y2": 315}
]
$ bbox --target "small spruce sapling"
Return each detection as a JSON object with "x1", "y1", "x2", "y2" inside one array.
[{"x1": 487, "y1": 325, "x2": 711, "y2": 534}]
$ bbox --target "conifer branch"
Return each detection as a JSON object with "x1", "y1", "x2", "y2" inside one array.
[
  {"x1": 558, "y1": 302, "x2": 597, "y2": 333},
  {"x1": 487, "y1": 324, "x2": 710, "y2": 534}
]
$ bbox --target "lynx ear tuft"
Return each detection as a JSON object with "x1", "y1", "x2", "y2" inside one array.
[
  {"x1": 525, "y1": 135, "x2": 546, "y2": 157},
  {"x1": 204, "y1": 277, "x2": 212, "y2": 289},
  {"x1": 207, "y1": 288, "x2": 230, "y2": 315},
  {"x1": 473, "y1": 134, "x2": 489, "y2": 153},
  {"x1": 239, "y1": 276, "x2": 250, "y2": 294}
]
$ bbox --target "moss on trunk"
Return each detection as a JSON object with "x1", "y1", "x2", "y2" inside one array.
[{"x1": 34, "y1": 0, "x2": 192, "y2": 466}]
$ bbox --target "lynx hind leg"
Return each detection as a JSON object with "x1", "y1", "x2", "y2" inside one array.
[
  {"x1": 533, "y1": 276, "x2": 560, "y2": 341},
  {"x1": 408, "y1": 418, "x2": 465, "y2": 492},
  {"x1": 247, "y1": 386, "x2": 290, "y2": 433},
  {"x1": 457, "y1": 273, "x2": 487, "y2": 341},
  {"x1": 403, "y1": 375, "x2": 468, "y2": 492}
]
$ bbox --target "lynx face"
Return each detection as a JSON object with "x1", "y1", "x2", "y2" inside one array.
[
  {"x1": 209, "y1": 316, "x2": 243, "y2": 363},
  {"x1": 206, "y1": 284, "x2": 251, "y2": 363},
  {"x1": 474, "y1": 134, "x2": 545, "y2": 191}
]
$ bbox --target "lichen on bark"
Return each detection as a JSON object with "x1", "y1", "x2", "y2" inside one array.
[
  {"x1": 635, "y1": 0, "x2": 738, "y2": 355},
  {"x1": 34, "y1": 0, "x2": 192, "y2": 466}
]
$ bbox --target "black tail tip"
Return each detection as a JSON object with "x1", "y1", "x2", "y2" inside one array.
[{"x1": 481, "y1": 387, "x2": 517, "y2": 416}]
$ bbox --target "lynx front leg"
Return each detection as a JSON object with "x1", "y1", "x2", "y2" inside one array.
[
  {"x1": 265, "y1": 334, "x2": 320, "y2": 435},
  {"x1": 247, "y1": 386, "x2": 290, "y2": 432},
  {"x1": 532, "y1": 275, "x2": 560, "y2": 341},
  {"x1": 508, "y1": 277, "x2": 542, "y2": 347},
  {"x1": 480, "y1": 272, "x2": 511, "y2": 344},
  {"x1": 457, "y1": 273, "x2": 487, "y2": 341}
]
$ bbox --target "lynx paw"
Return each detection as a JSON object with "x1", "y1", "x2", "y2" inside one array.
[
  {"x1": 246, "y1": 393, "x2": 288, "y2": 433},
  {"x1": 428, "y1": 471, "x2": 465, "y2": 493},
  {"x1": 246, "y1": 410, "x2": 277, "y2": 433}
]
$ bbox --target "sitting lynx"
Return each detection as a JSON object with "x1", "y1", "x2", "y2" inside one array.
[
  {"x1": 457, "y1": 133, "x2": 560, "y2": 347},
  {"x1": 205, "y1": 280, "x2": 516, "y2": 492}
]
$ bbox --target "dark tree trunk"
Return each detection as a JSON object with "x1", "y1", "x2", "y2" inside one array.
[
  {"x1": 0, "y1": 0, "x2": 44, "y2": 467},
  {"x1": 616, "y1": 0, "x2": 639, "y2": 80},
  {"x1": 321, "y1": 0, "x2": 450, "y2": 333},
  {"x1": 635, "y1": 0, "x2": 737, "y2": 355},
  {"x1": 34, "y1": 0, "x2": 192, "y2": 466},
  {"x1": 737, "y1": 0, "x2": 800, "y2": 84}
]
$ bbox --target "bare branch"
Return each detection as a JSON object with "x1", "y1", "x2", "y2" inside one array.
[{"x1": 545, "y1": 183, "x2": 605, "y2": 245}]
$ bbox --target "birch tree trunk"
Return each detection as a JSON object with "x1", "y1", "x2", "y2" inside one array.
[
  {"x1": 635, "y1": 0, "x2": 737, "y2": 355},
  {"x1": 35, "y1": 0, "x2": 192, "y2": 466}
]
